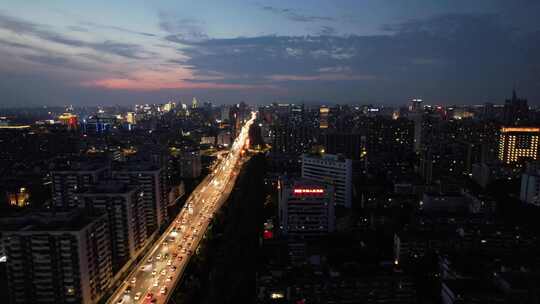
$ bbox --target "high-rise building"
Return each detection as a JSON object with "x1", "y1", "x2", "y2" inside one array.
[
  {"x1": 498, "y1": 127, "x2": 540, "y2": 165},
  {"x1": 51, "y1": 162, "x2": 109, "y2": 209},
  {"x1": 301, "y1": 153, "x2": 353, "y2": 208},
  {"x1": 520, "y1": 162, "x2": 540, "y2": 206},
  {"x1": 191, "y1": 97, "x2": 199, "y2": 109},
  {"x1": 278, "y1": 177, "x2": 335, "y2": 239},
  {"x1": 220, "y1": 105, "x2": 230, "y2": 121},
  {"x1": 271, "y1": 124, "x2": 314, "y2": 156},
  {"x1": 77, "y1": 182, "x2": 148, "y2": 272},
  {"x1": 112, "y1": 163, "x2": 168, "y2": 233},
  {"x1": 126, "y1": 112, "x2": 137, "y2": 124},
  {"x1": 321, "y1": 132, "x2": 363, "y2": 159},
  {"x1": 408, "y1": 98, "x2": 423, "y2": 113},
  {"x1": 503, "y1": 89, "x2": 529, "y2": 125},
  {"x1": 177, "y1": 150, "x2": 202, "y2": 179},
  {"x1": 58, "y1": 113, "x2": 78, "y2": 130},
  {"x1": 1, "y1": 210, "x2": 113, "y2": 304},
  {"x1": 319, "y1": 106, "x2": 329, "y2": 129}
]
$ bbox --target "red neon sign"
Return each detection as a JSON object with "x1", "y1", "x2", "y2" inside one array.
[
  {"x1": 263, "y1": 230, "x2": 273, "y2": 239},
  {"x1": 293, "y1": 188, "x2": 325, "y2": 194}
]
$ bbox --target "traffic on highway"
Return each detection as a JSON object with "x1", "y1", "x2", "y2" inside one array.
[{"x1": 109, "y1": 112, "x2": 256, "y2": 304}]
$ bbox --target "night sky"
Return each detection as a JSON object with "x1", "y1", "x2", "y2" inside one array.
[{"x1": 0, "y1": 0, "x2": 539, "y2": 106}]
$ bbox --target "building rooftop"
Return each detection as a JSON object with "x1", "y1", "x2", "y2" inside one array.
[{"x1": 0, "y1": 209, "x2": 105, "y2": 233}]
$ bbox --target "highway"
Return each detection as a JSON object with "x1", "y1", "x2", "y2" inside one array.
[{"x1": 108, "y1": 112, "x2": 256, "y2": 304}]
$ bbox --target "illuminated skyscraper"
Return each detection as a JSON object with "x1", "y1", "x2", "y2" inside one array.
[
  {"x1": 498, "y1": 127, "x2": 540, "y2": 165},
  {"x1": 191, "y1": 97, "x2": 199, "y2": 109},
  {"x1": 126, "y1": 112, "x2": 136, "y2": 124},
  {"x1": 58, "y1": 113, "x2": 78, "y2": 130},
  {"x1": 319, "y1": 106, "x2": 329, "y2": 129}
]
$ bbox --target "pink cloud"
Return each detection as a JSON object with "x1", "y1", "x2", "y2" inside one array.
[
  {"x1": 81, "y1": 70, "x2": 276, "y2": 91},
  {"x1": 267, "y1": 73, "x2": 376, "y2": 81}
]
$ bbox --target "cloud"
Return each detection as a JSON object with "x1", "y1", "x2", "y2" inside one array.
[
  {"x1": 260, "y1": 5, "x2": 334, "y2": 23},
  {"x1": 20, "y1": 54, "x2": 98, "y2": 71},
  {"x1": 163, "y1": 12, "x2": 540, "y2": 103},
  {"x1": 267, "y1": 74, "x2": 375, "y2": 81},
  {"x1": 80, "y1": 21, "x2": 156, "y2": 37},
  {"x1": 317, "y1": 26, "x2": 337, "y2": 36},
  {"x1": 159, "y1": 13, "x2": 208, "y2": 43},
  {"x1": 0, "y1": 12, "x2": 151, "y2": 59}
]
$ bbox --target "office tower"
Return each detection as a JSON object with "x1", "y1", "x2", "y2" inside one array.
[
  {"x1": 1, "y1": 210, "x2": 113, "y2": 304},
  {"x1": 319, "y1": 106, "x2": 329, "y2": 129},
  {"x1": 503, "y1": 89, "x2": 529, "y2": 125},
  {"x1": 271, "y1": 124, "x2": 314, "y2": 156},
  {"x1": 301, "y1": 153, "x2": 353, "y2": 208},
  {"x1": 407, "y1": 98, "x2": 424, "y2": 152},
  {"x1": 178, "y1": 150, "x2": 202, "y2": 179},
  {"x1": 498, "y1": 127, "x2": 540, "y2": 165},
  {"x1": 51, "y1": 161, "x2": 109, "y2": 209},
  {"x1": 413, "y1": 114, "x2": 422, "y2": 153},
  {"x1": 77, "y1": 182, "x2": 147, "y2": 272},
  {"x1": 126, "y1": 112, "x2": 137, "y2": 124},
  {"x1": 520, "y1": 162, "x2": 540, "y2": 206},
  {"x1": 278, "y1": 177, "x2": 335, "y2": 239},
  {"x1": 58, "y1": 113, "x2": 78, "y2": 130},
  {"x1": 191, "y1": 97, "x2": 199, "y2": 109},
  {"x1": 408, "y1": 98, "x2": 423, "y2": 113},
  {"x1": 83, "y1": 114, "x2": 116, "y2": 134},
  {"x1": 220, "y1": 105, "x2": 230, "y2": 121},
  {"x1": 419, "y1": 149, "x2": 434, "y2": 184},
  {"x1": 321, "y1": 132, "x2": 363, "y2": 159},
  {"x1": 112, "y1": 163, "x2": 168, "y2": 233}
]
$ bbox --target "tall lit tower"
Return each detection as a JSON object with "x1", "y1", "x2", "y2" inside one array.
[
  {"x1": 498, "y1": 127, "x2": 540, "y2": 165},
  {"x1": 409, "y1": 98, "x2": 423, "y2": 153},
  {"x1": 319, "y1": 106, "x2": 329, "y2": 129}
]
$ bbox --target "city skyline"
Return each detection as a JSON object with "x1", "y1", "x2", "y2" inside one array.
[{"x1": 1, "y1": 0, "x2": 540, "y2": 106}]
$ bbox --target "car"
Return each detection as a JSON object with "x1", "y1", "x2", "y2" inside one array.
[
  {"x1": 130, "y1": 277, "x2": 136, "y2": 284},
  {"x1": 167, "y1": 259, "x2": 172, "y2": 266},
  {"x1": 170, "y1": 266, "x2": 177, "y2": 272},
  {"x1": 117, "y1": 298, "x2": 125, "y2": 304},
  {"x1": 151, "y1": 270, "x2": 157, "y2": 276},
  {"x1": 162, "y1": 241, "x2": 168, "y2": 246},
  {"x1": 140, "y1": 265, "x2": 146, "y2": 271},
  {"x1": 178, "y1": 256, "x2": 183, "y2": 261},
  {"x1": 147, "y1": 257, "x2": 153, "y2": 263},
  {"x1": 156, "y1": 254, "x2": 162, "y2": 260},
  {"x1": 160, "y1": 287, "x2": 168, "y2": 295},
  {"x1": 181, "y1": 248, "x2": 187, "y2": 254},
  {"x1": 164, "y1": 253, "x2": 169, "y2": 259},
  {"x1": 160, "y1": 269, "x2": 167, "y2": 275},
  {"x1": 172, "y1": 253, "x2": 178, "y2": 258},
  {"x1": 153, "y1": 280, "x2": 159, "y2": 287},
  {"x1": 166, "y1": 276, "x2": 173, "y2": 282},
  {"x1": 124, "y1": 286, "x2": 132, "y2": 294},
  {"x1": 145, "y1": 293, "x2": 153, "y2": 300},
  {"x1": 134, "y1": 292, "x2": 142, "y2": 300}
]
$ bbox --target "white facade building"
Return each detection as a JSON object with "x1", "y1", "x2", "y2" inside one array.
[{"x1": 301, "y1": 153, "x2": 353, "y2": 208}]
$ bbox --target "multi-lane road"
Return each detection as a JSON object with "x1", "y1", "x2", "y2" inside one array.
[{"x1": 109, "y1": 112, "x2": 256, "y2": 304}]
